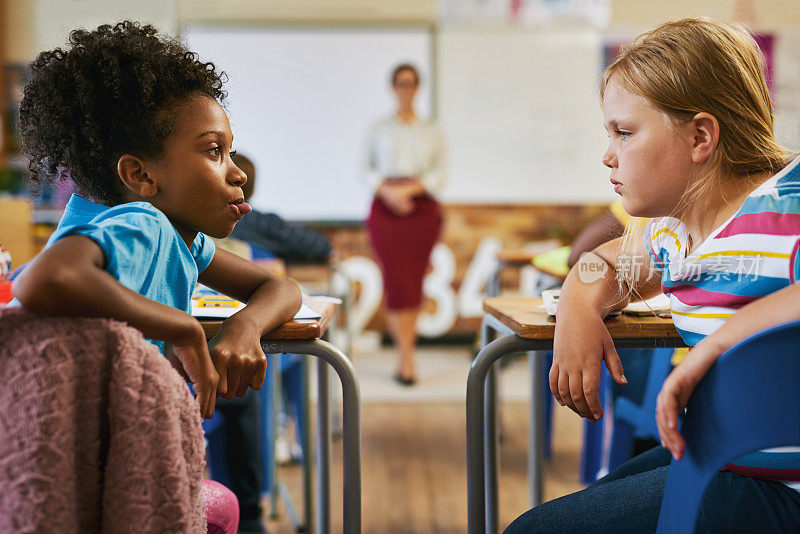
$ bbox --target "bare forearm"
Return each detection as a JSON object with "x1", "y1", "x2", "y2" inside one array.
[
  {"x1": 558, "y1": 259, "x2": 628, "y2": 321},
  {"x1": 14, "y1": 260, "x2": 202, "y2": 345},
  {"x1": 223, "y1": 276, "x2": 302, "y2": 338}
]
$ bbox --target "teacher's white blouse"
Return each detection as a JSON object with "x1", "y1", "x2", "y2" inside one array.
[{"x1": 365, "y1": 115, "x2": 447, "y2": 197}]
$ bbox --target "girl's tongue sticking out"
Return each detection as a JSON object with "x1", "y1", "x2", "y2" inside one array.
[{"x1": 230, "y1": 201, "x2": 252, "y2": 217}]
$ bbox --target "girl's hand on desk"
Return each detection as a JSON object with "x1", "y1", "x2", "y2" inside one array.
[
  {"x1": 208, "y1": 320, "x2": 268, "y2": 400},
  {"x1": 166, "y1": 325, "x2": 220, "y2": 419},
  {"x1": 550, "y1": 312, "x2": 627, "y2": 421},
  {"x1": 656, "y1": 341, "x2": 721, "y2": 460}
]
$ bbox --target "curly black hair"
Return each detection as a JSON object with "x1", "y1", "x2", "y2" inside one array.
[{"x1": 19, "y1": 21, "x2": 227, "y2": 205}]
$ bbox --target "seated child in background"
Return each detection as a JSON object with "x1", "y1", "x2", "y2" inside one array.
[
  {"x1": 210, "y1": 154, "x2": 322, "y2": 532},
  {"x1": 229, "y1": 153, "x2": 332, "y2": 264},
  {"x1": 507, "y1": 17, "x2": 800, "y2": 533},
  {"x1": 11, "y1": 22, "x2": 301, "y2": 423},
  {"x1": 566, "y1": 199, "x2": 626, "y2": 269}
]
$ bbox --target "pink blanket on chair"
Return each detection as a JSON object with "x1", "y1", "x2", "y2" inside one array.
[{"x1": 0, "y1": 308, "x2": 207, "y2": 533}]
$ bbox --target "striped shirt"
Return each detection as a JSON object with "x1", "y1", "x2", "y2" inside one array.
[{"x1": 647, "y1": 155, "x2": 800, "y2": 483}]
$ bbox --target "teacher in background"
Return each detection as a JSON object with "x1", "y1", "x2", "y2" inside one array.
[{"x1": 365, "y1": 63, "x2": 447, "y2": 386}]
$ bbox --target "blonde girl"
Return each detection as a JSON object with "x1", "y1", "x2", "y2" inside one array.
[{"x1": 506, "y1": 17, "x2": 800, "y2": 533}]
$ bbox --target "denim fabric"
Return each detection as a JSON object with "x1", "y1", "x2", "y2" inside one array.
[
  {"x1": 504, "y1": 446, "x2": 800, "y2": 533},
  {"x1": 213, "y1": 390, "x2": 263, "y2": 522}
]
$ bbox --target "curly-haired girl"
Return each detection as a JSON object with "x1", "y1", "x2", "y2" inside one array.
[{"x1": 11, "y1": 21, "x2": 302, "y2": 420}]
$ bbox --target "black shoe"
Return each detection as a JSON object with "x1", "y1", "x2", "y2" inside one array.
[
  {"x1": 393, "y1": 372, "x2": 417, "y2": 386},
  {"x1": 238, "y1": 518, "x2": 268, "y2": 534}
]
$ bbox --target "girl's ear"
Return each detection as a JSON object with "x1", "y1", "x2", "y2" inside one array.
[
  {"x1": 117, "y1": 154, "x2": 157, "y2": 198},
  {"x1": 689, "y1": 112, "x2": 720, "y2": 165}
]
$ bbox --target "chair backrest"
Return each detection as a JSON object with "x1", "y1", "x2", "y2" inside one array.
[{"x1": 656, "y1": 319, "x2": 800, "y2": 534}]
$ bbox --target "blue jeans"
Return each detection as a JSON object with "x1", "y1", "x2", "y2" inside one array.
[{"x1": 504, "y1": 446, "x2": 800, "y2": 533}]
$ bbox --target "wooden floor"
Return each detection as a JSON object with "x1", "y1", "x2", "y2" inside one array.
[{"x1": 264, "y1": 401, "x2": 584, "y2": 533}]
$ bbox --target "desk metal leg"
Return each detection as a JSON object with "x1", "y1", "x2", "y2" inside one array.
[
  {"x1": 468, "y1": 334, "x2": 551, "y2": 534},
  {"x1": 302, "y1": 356, "x2": 314, "y2": 533},
  {"x1": 264, "y1": 339, "x2": 361, "y2": 534},
  {"x1": 316, "y1": 358, "x2": 330, "y2": 534},
  {"x1": 481, "y1": 319, "x2": 500, "y2": 534},
  {"x1": 469, "y1": 335, "x2": 685, "y2": 534},
  {"x1": 270, "y1": 354, "x2": 281, "y2": 518},
  {"x1": 528, "y1": 352, "x2": 544, "y2": 507},
  {"x1": 484, "y1": 367, "x2": 500, "y2": 533}
]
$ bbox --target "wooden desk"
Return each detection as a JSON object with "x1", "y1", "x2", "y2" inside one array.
[
  {"x1": 201, "y1": 298, "x2": 360, "y2": 534},
  {"x1": 468, "y1": 298, "x2": 686, "y2": 534},
  {"x1": 201, "y1": 299, "x2": 337, "y2": 340},
  {"x1": 484, "y1": 297, "x2": 681, "y2": 341}
]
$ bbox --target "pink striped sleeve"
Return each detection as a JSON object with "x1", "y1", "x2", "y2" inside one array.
[{"x1": 717, "y1": 212, "x2": 800, "y2": 238}]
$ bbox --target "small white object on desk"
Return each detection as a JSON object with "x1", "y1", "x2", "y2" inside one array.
[
  {"x1": 542, "y1": 289, "x2": 560, "y2": 316},
  {"x1": 540, "y1": 289, "x2": 671, "y2": 318}
]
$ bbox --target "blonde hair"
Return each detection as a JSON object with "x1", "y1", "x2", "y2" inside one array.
[{"x1": 600, "y1": 17, "x2": 791, "y2": 296}]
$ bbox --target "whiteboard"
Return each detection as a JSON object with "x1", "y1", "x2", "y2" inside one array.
[
  {"x1": 437, "y1": 27, "x2": 616, "y2": 204},
  {"x1": 182, "y1": 26, "x2": 432, "y2": 220}
]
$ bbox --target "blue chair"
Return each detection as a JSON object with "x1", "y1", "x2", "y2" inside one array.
[
  {"x1": 580, "y1": 348, "x2": 673, "y2": 483},
  {"x1": 608, "y1": 348, "x2": 673, "y2": 469},
  {"x1": 656, "y1": 319, "x2": 800, "y2": 534}
]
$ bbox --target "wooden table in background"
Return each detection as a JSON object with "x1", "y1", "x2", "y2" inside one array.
[
  {"x1": 488, "y1": 250, "x2": 536, "y2": 298},
  {"x1": 488, "y1": 248, "x2": 568, "y2": 297},
  {"x1": 201, "y1": 297, "x2": 361, "y2": 534},
  {"x1": 468, "y1": 297, "x2": 686, "y2": 534}
]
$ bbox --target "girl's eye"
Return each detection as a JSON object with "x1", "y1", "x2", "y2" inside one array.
[
  {"x1": 617, "y1": 130, "x2": 632, "y2": 139},
  {"x1": 208, "y1": 146, "x2": 221, "y2": 157}
]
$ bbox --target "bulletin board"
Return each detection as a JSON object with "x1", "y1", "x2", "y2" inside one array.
[{"x1": 182, "y1": 25, "x2": 433, "y2": 220}]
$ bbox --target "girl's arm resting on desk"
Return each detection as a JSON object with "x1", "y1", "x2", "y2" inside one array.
[
  {"x1": 657, "y1": 281, "x2": 800, "y2": 460},
  {"x1": 199, "y1": 248, "x2": 302, "y2": 398},
  {"x1": 551, "y1": 234, "x2": 663, "y2": 421},
  {"x1": 12, "y1": 235, "x2": 219, "y2": 418}
]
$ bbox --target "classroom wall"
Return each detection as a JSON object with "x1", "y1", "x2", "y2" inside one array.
[
  {"x1": 2, "y1": 0, "x2": 436, "y2": 63},
  {"x1": 4, "y1": 0, "x2": 35, "y2": 64},
  {"x1": 177, "y1": 0, "x2": 436, "y2": 25},
  {"x1": 9, "y1": 0, "x2": 800, "y2": 61},
  {"x1": 610, "y1": 0, "x2": 800, "y2": 32}
]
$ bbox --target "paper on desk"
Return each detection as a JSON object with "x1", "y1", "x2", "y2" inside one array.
[
  {"x1": 622, "y1": 293, "x2": 671, "y2": 316},
  {"x1": 191, "y1": 290, "x2": 323, "y2": 320},
  {"x1": 192, "y1": 301, "x2": 322, "y2": 320}
]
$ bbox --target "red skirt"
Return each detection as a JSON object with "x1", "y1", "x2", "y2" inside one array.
[{"x1": 366, "y1": 195, "x2": 442, "y2": 309}]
